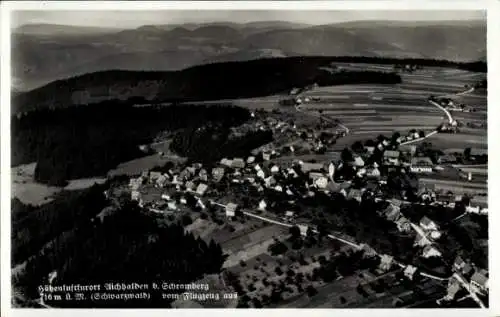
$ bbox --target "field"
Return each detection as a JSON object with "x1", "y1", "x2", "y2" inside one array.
[
  {"x1": 107, "y1": 153, "x2": 183, "y2": 177},
  {"x1": 12, "y1": 163, "x2": 106, "y2": 206}
]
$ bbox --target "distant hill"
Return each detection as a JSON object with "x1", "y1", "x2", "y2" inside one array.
[
  {"x1": 12, "y1": 20, "x2": 486, "y2": 90},
  {"x1": 12, "y1": 56, "x2": 410, "y2": 114},
  {"x1": 14, "y1": 23, "x2": 124, "y2": 36}
]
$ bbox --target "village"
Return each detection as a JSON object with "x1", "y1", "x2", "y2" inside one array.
[{"x1": 103, "y1": 93, "x2": 488, "y2": 308}]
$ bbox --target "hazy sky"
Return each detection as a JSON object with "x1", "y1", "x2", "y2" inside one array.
[{"x1": 12, "y1": 10, "x2": 486, "y2": 29}]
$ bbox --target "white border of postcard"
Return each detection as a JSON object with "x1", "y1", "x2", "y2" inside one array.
[{"x1": 1, "y1": 1, "x2": 499, "y2": 317}]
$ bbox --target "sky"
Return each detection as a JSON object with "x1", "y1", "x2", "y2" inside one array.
[{"x1": 12, "y1": 10, "x2": 486, "y2": 29}]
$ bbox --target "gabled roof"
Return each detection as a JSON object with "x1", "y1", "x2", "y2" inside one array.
[
  {"x1": 420, "y1": 216, "x2": 435, "y2": 226},
  {"x1": 471, "y1": 271, "x2": 488, "y2": 287}
]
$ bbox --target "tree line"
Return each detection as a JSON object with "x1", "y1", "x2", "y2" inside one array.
[
  {"x1": 12, "y1": 101, "x2": 250, "y2": 185},
  {"x1": 13, "y1": 197, "x2": 226, "y2": 308}
]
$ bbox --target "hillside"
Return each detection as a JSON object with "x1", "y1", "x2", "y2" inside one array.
[
  {"x1": 13, "y1": 56, "x2": 406, "y2": 114},
  {"x1": 12, "y1": 20, "x2": 486, "y2": 90}
]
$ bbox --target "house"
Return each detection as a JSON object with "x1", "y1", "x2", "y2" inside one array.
[
  {"x1": 384, "y1": 205, "x2": 401, "y2": 222},
  {"x1": 141, "y1": 171, "x2": 149, "y2": 179},
  {"x1": 262, "y1": 152, "x2": 272, "y2": 161},
  {"x1": 220, "y1": 158, "x2": 233, "y2": 167},
  {"x1": 270, "y1": 165, "x2": 280, "y2": 173},
  {"x1": 429, "y1": 230, "x2": 442, "y2": 240},
  {"x1": 212, "y1": 167, "x2": 225, "y2": 182},
  {"x1": 231, "y1": 158, "x2": 246, "y2": 169},
  {"x1": 298, "y1": 224, "x2": 309, "y2": 237},
  {"x1": 314, "y1": 176, "x2": 329, "y2": 189},
  {"x1": 353, "y1": 156, "x2": 365, "y2": 167},
  {"x1": 247, "y1": 156, "x2": 256, "y2": 164},
  {"x1": 367, "y1": 167, "x2": 381, "y2": 178},
  {"x1": 196, "y1": 183, "x2": 208, "y2": 196},
  {"x1": 347, "y1": 189, "x2": 362, "y2": 202},
  {"x1": 167, "y1": 201, "x2": 178, "y2": 211},
  {"x1": 257, "y1": 170, "x2": 266, "y2": 179},
  {"x1": 129, "y1": 178, "x2": 142, "y2": 191},
  {"x1": 265, "y1": 176, "x2": 277, "y2": 187},
  {"x1": 414, "y1": 233, "x2": 432, "y2": 247},
  {"x1": 287, "y1": 167, "x2": 299, "y2": 178},
  {"x1": 198, "y1": 169, "x2": 208, "y2": 182},
  {"x1": 453, "y1": 256, "x2": 466, "y2": 272},
  {"x1": 274, "y1": 185, "x2": 283, "y2": 192},
  {"x1": 404, "y1": 265, "x2": 417, "y2": 280},
  {"x1": 356, "y1": 168, "x2": 367, "y2": 177},
  {"x1": 410, "y1": 157, "x2": 433, "y2": 173},
  {"x1": 150, "y1": 171, "x2": 162, "y2": 182},
  {"x1": 258, "y1": 200, "x2": 267, "y2": 211},
  {"x1": 383, "y1": 150, "x2": 401, "y2": 166},
  {"x1": 131, "y1": 190, "x2": 141, "y2": 201},
  {"x1": 185, "y1": 181, "x2": 196, "y2": 191},
  {"x1": 285, "y1": 211, "x2": 295, "y2": 219},
  {"x1": 420, "y1": 216, "x2": 438, "y2": 231},
  {"x1": 379, "y1": 254, "x2": 394, "y2": 271},
  {"x1": 156, "y1": 174, "x2": 169, "y2": 188},
  {"x1": 470, "y1": 270, "x2": 488, "y2": 294},
  {"x1": 422, "y1": 245, "x2": 442, "y2": 258},
  {"x1": 365, "y1": 146, "x2": 375, "y2": 154},
  {"x1": 445, "y1": 281, "x2": 461, "y2": 301},
  {"x1": 196, "y1": 198, "x2": 206, "y2": 210},
  {"x1": 226, "y1": 203, "x2": 239, "y2": 218},
  {"x1": 466, "y1": 205, "x2": 481, "y2": 214},
  {"x1": 395, "y1": 216, "x2": 411, "y2": 233}
]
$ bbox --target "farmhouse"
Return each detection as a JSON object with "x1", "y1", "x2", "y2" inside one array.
[
  {"x1": 347, "y1": 189, "x2": 362, "y2": 202},
  {"x1": 196, "y1": 183, "x2": 208, "y2": 196},
  {"x1": 298, "y1": 224, "x2": 309, "y2": 237},
  {"x1": 353, "y1": 156, "x2": 365, "y2": 167},
  {"x1": 410, "y1": 157, "x2": 433, "y2": 173},
  {"x1": 383, "y1": 150, "x2": 401, "y2": 166},
  {"x1": 258, "y1": 200, "x2": 267, "y2": 211},
  {"x1": 225, "y1": 203, "x2": 239, "y2": 218},
  {"x1": 212, "y1": 167, "x2": 225, "y2": 182},
  {"x1": 231, "y1": 158, "x2": 246, "y2": 169},
  {"x1": 396, "y1": 216, "x2": 411, "y2": 233},
  {"x1": 220, "y1": 158, "x2": 233, "y2": 167},
  {"x1": 420, "y1": 216, "x2": 439, "y2": 231},
  {"x1": 404, "y1": 265, "x2": 418, "y2": 280},
  {"x1": 470, "y1": 270, "x2": 488, "y2": 295},
  {"x1": 379, "y1": 254, "x2": 394, "y2": 271},
  {"x1": 422, "y1": 245, "x2": 442, "y2": 258},
  {"x1": 156, "y1": 174, "x2": 169, "y2": 188}
]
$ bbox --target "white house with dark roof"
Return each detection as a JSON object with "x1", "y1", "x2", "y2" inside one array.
[
  {"x1": 420, "y1": 216, "x2": 438, "y2": 231},
  {"x1": 383, "y1": 150, "x2": 401, "y2": 166},
  {"x1": 226, "y1": 203, "x2": 239, "y2": 218},
  {"x1": 422, "y1": 245, "x2": 442, "y2": 258},
  {"x1": 196, "y1": 183, "x2": 208, "y2": 196},
  {"x1": 404, "y1": 265, "x2": 417, "y2": 280}
]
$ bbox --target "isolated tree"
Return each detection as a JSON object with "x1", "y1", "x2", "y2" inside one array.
[
  {"x1": 289, "y1": 225, "x2": 301, "y2": 239},
  {"x1": 341, "y1": 147, "x2": 354, "y2": 162},
  {"x1": 351, "y1": 141, "x2": 364, "y2": 154},
  {"x1": 464, "y1": 147, "x2": 472, "y2": 159}
]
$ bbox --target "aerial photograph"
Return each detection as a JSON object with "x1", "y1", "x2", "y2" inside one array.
[{"x1": 9, "y1": 9, "x2": 488, "y2": 309}]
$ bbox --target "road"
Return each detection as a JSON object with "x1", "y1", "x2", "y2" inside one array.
[{"x1": 239, "y1": 207, "x2": 449, "y2": 283}]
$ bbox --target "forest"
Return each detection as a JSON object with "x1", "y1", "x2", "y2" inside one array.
[
  {"x1": 11, "y1": 184, "x2": 109, "y2": 265},
  {"x1": 12, "y1": 56, "x2": 414, "y2": 114},
  {"x1": 13, "y1": 198, "x2": 226, "y2": 308},
  {"x1": 12, "y1": 102, "x2": 251, "y2": 185}
]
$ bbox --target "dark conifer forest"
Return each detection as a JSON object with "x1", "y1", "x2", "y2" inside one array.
[{"x1": 12, "y1": 190, "x2": 226, "y2": 308}]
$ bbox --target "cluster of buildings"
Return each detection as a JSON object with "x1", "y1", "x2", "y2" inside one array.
[{"x1": 442, "y1": 256, "x2": 489, "y2": 303}]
